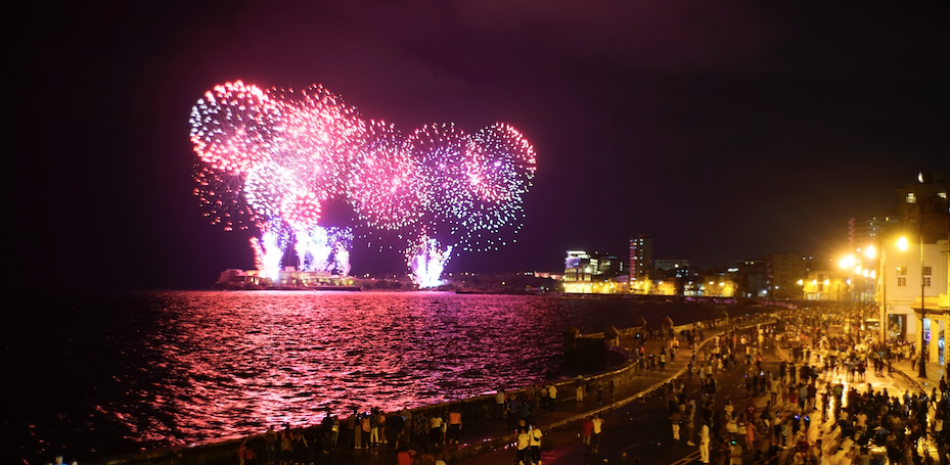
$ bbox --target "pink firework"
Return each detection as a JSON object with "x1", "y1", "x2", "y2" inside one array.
[
  {"x1": 189, "y1": 81, "x2": 537, "y2": 285},
  {"x1": 349, "y1": 120, "x2": 423, "y2": 230},
  {"x1": 457, "y1": 123, "x2": 536, "y2": 252},
  {"x1": 267, "y1": 85, "x2": 364, "y2": 200},
  {"x1": 189, "y1": 81, "x2": 279, "y2": 177},
  {"x1": 192, "y1": 163, "x2": 260, "y2": 232}
]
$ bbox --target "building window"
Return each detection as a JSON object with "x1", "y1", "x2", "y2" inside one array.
[
  {"x1": 906, "y1": 192, "x2": 916, "y2": 204},
  {"x1": 897, "y1": 276, "x2": 907, "y2": 287},
  {"x1": 923, "y1": 266, "x2": 932, "y2": 276},
  {"x1": 923, "y1": 276, "x2": 931, "y2": 287},
  {"x1": 896, "y1": 266, "x2": 907, "y2": 276}
]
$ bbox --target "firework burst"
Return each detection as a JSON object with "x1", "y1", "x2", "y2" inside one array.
[{"x1": 189, "y1": 81, "x2": 537, "y2": 286}]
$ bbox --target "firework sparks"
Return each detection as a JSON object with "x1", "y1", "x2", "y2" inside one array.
[{"x1": 189, "y1": 81, "x2": 536, "y2": 287}]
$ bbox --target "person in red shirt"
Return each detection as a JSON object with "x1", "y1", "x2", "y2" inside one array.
[{"x1": 581, "y1": 416, "x2": 594, "y2": 448}]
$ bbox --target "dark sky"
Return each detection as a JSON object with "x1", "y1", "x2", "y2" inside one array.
[{"x1": 13, "y1": 1, "x2": 947, "y2": 290}]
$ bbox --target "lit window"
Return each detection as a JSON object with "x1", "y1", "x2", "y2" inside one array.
[
  {"x1": 906, "y1": 193, "x2": 916, "y2": 204},
  {"x1": 896, "y1": 266, "x2": 907, "y2": 276}
]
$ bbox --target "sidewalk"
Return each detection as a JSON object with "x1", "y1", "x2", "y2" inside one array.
[{"x1": 889, "y1": 358, "x2": 946, "y2": 393}]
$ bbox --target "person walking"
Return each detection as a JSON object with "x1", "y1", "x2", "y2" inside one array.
[
  {"x1": 264, "y1": 425, "x2": 277, "y2": 465},
  {"x1": 529, "y1": 422, "x2": 543, "y2": 465},
  {"x1": 591, "y1": 413, "x2": 604, "y2": 454},
  {"x1": 581, "y1": 416, "x2": 594, "y2": 449},
  {"x1": 429, "y1": 412, "x2": 443, "y2": 447},
  {"x1": 516, "y1": 427, "x2": 531, "y2": 465},
  {"x1": 447, "y1": 408, "x2": 462, "y2": 444},
  {"x1": 547, "y1": 384, "x2": 558, "y2": 412},
  {"x1": 671, "y1": 410, "x2": 682, "y2": 442},
  {"x1": 496, "y1": 388, "x2": 507, "y2": 417},
  {"x1": 686, "y1": 406, "x2": 697, "y2": 447},
  {"x1": 699, "y1": 420, "x2": 711, "y2": 464}
]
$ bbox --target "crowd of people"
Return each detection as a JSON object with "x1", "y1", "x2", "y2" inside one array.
[
  {"x1": 652, "y1": 306, "x2": 950, "y2": 465},
  {"x1": 228, "y1": 307, "x2": 950, "y2": 465}
]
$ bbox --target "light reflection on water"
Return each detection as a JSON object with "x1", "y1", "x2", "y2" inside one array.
[
  {"x1": 9, "y1": 291, "x2": 726, "y2": 462},
  {"x1": 143, "y1": 291, "x2": 612, "y2": 440}
]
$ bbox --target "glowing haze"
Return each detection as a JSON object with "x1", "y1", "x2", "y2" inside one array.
[{"x1": 189, "y1": 81, "x2": 536, "y2": 286}]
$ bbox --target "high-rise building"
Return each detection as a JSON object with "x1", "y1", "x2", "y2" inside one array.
[
  {"x1": 766, "y1": 253, "x2": 807, "y2": 300},
  {"x1": 629, "y1": 234, "x2": 653, "y2": 282},
  {"x1": 735, "y1": 259, "x2": 768, "y2": 299},
  {"x1": 849, "y1": 212, "x2": 900, "y2": 249}
]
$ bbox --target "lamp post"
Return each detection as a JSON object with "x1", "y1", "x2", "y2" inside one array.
[
  {"x1": 879, "y1": 247, "x2": 887, "y2": 343},
  {"x1": 918, "y1": 231, "x2": 927, "y2": 379},
  {"x1": 839, "y1": 254, "x2": 856, "y2": 303},
  {"x1": 862, "y1": 245, "x2": 877, "y2": 336}
]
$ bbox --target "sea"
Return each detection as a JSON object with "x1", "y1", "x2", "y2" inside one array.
[{"x1": 4, "y1": 291, "x2": 749, "y2": 464}]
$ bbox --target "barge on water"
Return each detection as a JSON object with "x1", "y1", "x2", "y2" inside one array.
[{"x1": 214, "y1": 268, "x2": 361, "y2": 291}]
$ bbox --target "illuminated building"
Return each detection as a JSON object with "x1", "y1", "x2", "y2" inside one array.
[
  {"x1": 564, "y1": 250, "x2": 625, "y2": 293},
  {"x1": 766, "y1": 253, "x2": 807, "y2": 300},
  {"x1": 696, "y1": 271, "x2": 737, "y2": 297},
  {"x1": 849, "y1": 212, "x2": 899, "y2": 250},
  {"x1": 564, "y1": 250, "x2": 593, "y2": 283},
  {"x1": 802, "y1": 269, "x2": 849, "y2": 301},
  {"x1": 629, "y1": 234, "x2": 653, "y2": 293},
  {"x1": 876, "y1": 172, "x2": 949, "y2": 363}
]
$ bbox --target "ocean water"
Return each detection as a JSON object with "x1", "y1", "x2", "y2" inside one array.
[{"x1": 5, "y1": 291, "x2": 738, "y2": 464}]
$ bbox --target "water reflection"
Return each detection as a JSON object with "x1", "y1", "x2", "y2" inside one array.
[
  {"x1": 9, "y1": 290, "x2": 723, "y2": 461},
  {"x1": 144, "y1": 291, "x2": 581, "y2": 442}
]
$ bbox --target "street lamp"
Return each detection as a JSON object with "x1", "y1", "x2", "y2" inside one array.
[
  {"x1": 917, "y1": 231, "x2": 927, "y2": 379},
  {"x1": 839, "y1": 254, "x2": 858, "y2": 303}
]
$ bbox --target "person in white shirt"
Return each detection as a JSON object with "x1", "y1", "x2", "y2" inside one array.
[
  {"x1": 591, "y1": 413, "x2": 604, "y2": 454},
  {"x1": 855, "y1": 411, "x2": 867, "y2": 434},
  {"x1": 699, "y1": 421, "x2": 711, "y2": 463}
]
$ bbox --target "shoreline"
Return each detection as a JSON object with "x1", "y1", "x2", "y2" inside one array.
[{"x1": 84, "y1": 308, "x2": 781, "y2": 465}]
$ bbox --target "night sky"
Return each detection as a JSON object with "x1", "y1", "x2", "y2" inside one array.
[{"x1": 13, "y1": 1, "x2": 947, "y2": 290}]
